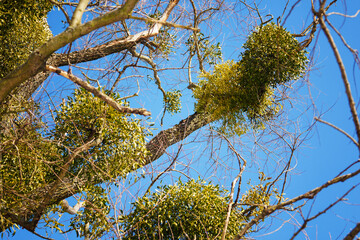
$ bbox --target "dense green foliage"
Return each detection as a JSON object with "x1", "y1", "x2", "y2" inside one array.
[
  {"x1": 121, "y1": 179, "x2": 244, "y2": 239},
  {"x1": 164, "y1": 89, "x2": 182, "y2": 114},
  {"x1": 0, "y1": 89, "x2": 150, "y2": 231},
  {"x1": 0, "y1": 0, "x2": 52, "y2": 78},
  {"x1": 194, "y1": 23, "x2": 308, "y2": 135},
  {"x1": 0, "y1": 101, "x2": 58, "y2": 231},
  {"x1": 120, "y1": 177, "x2": 277, "y2": 239},
  {"x1": 52, "y1": 89, "x2": 150, "y2": 182}
]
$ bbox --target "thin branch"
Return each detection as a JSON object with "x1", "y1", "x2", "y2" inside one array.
[
  {"x1": 128, "y1": 15, "x2": 199, "y2": 32},
  {"x1": 316, "y1": 6, "x2": 360, "y2": 147},
  {"x1": 335, "y1": 159, "x2": 360, "y2": 178},
  {"x1": 325, "y1": 16, "x2": 360, "y2": 68},
  {"x1": 219, "y1": 134, "x2": 247, "y2": 240},
  {"x1": 145, "y1": 145, "x2": 183, "y2": 195},
  {"x1": 189, "y1": 0, "x2": 205, "y2": 72},
  {"x1": 290, "y1": 184, "x2": 358, "y2": 239},
  {"x1": 233, "y1": 166, "x2": 360, "y2": 239},
  {"x1": 45, "y1": 65, "x2": 151, "y2": 116},
  {"x1": 49, "y1": 0, "x2": 71, "y2": 23},
  {"x1": 327, "y1": 9, "x2": 360, "y2": 17},
  {"x1": 315, "y1": 117, "x2": 359, "y2": 147},
  {"x1": 129, "y1": 48, "x2": 166, "y2": 96}
]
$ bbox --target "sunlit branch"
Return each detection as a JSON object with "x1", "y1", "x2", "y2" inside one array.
[
  {"x1": 219, "y1": 133, "x2": 247, "y2": 240},
  {"x1": 61, "y1": 199, "x2": 85, "y2": 215},
  {"x1": 45, "y1": 65, "x2": 151, "y2": 116},
  {"x1": 189, "y1": 0, "x2": 204, "y2": 72},
  {"x1": 144, "y1": 145, "x2": 183, "y2": 195},
  {"x1": 69, "y1": 0, "x2": 91, "y2": 27},
  {"x1": 327, "y1": 9, "x2": 360, "y2": 17},
  {"x1": 48, "y1": 0, "x2": 71, "y2": 23},
  {"x1": 129, "y1": 48, "x2": 166, "y2": 97},
  {"x1": 128, "y1": 15, "x2": 199, "y2": 32},
  {"x1": 324, "y1": 16, "x2": 360, "y2": 68}
]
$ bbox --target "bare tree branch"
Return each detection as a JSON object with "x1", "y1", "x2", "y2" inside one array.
[
  {"x1": 220, "y1": 133, "x2": 247, "y2": 240},
  {"x1": 234, "y1": 167, "x2": 360, "y2": 239},
  {"x1": 316, "y1": 4, "x2": 360, "y2": 147},
  {"x1": 45, "y1": 65, "x2": 151, "y2": 116},
  {"x1": 290, "y1": 184, "x2": 358, "y2": 240},
  {"x1": 70, "y1": 0, "x2": 91, "y2": 27},
  {"x1": 344, "y1": 222, "x2": 360, "y2": 240},
  {"x1": 60, "y1": 199, "x2": 85, "y2": 215},
  {"x1": 128, "y1": 15, "x2": 199, "y2": 32},
  {"x1": 315, "y1": 117, "x2": 359, "y2": 147}
]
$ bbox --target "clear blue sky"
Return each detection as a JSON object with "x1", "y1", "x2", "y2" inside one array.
[{"x1": 9, "y1": 1, "x2": 360, "y2": 239}]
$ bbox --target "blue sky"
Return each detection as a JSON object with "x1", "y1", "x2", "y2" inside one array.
[{"x1": 7, "y1": 0, "x2": 360, "y2": 239}]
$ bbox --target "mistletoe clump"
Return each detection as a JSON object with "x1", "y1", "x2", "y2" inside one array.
[
  {"x1": 194, "y1": 23, "x2": 308, "y2": 135},
  {"x1": 121, "y1": 177, "x2": 277, "y2": 239},
  {"x1": 0, "y1": 89, "x2": 151, "y2": 232},
  {"x1": 121, "y1": 179, "x2": 245, "y2": 239},
  {"x1": 52, "y1": 88, "x2": 151, "y2": 182},
  {"x1": 0, "y1": 0, "x2": 53, "y2": 78}
]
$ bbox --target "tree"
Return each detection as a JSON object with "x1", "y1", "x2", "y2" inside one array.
[{"x1": 0, "y1": 0, "x2": 359, "y2": 239}]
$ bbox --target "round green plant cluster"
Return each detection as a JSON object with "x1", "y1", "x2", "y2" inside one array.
[
  {"x1": 120, "y1": 179, "x2": 245, "y2": 240},
  {"x1": 0, "y1": 0, "x2": 53, "y2": 78},
  {"x1": 164, "y1": 89, "x2": 182, "y2": 114},
  {"x1": 194, "y1": 23, "x2": 307, "y2": 135},
  {"x1": 52, "y1": 88, "x2": 151, "y2": 182}
]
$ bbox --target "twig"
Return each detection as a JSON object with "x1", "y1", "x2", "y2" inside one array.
[
  {"x1": 217, "y1": 133, "x2": 247, "y2": 240},
  {"x1": 315, "y1": 117, "x2": 359, "y2": 147},
  {"x1": 325, "y1": 16, "x2": 360, "y2": 68},
  {"x1": 145, "y1": 145, "x2": 183, "y2": 195},
  {"x1": 290, "y1": 184, "x2": 358, "y2": 239},
  {"x1": 48, "y1": 0, "x2": 71, "y2": 23},
  {"x1": 327, "y1": 9, "x2": 360, "y2": 17}
]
